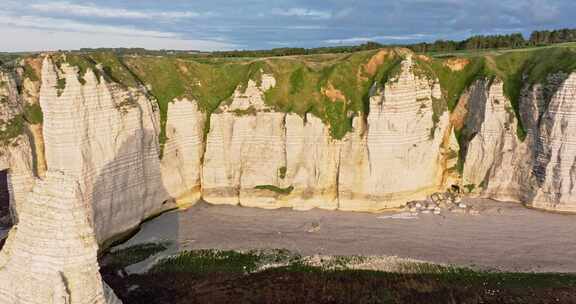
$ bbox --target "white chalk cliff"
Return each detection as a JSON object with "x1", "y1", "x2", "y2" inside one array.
[
  {"x1": 1, "y1": 51, "x2": 576, "y2": 302},
  {"x1": 2, "y1": 54, "x2": 576, "y2": 243},
  {"x1": 38, "y1": 58, "x2": 171, "y2": 245},
  {"x1": 0, "y1": 171, "x2": 121, "y2": 303},
  {"x1": 461, "y1": 74, "x2": 576, "y2": 212},
  {"x1": 0, "y1": 69, "x2": 35, "y2": 224},
  {"x1": 339, "y1": 56, "x2": 453, "y2": 210}
]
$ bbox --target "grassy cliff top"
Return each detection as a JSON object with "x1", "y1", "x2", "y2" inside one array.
[
  {"x1": 35, "y1": 44, "x2": 576, "y2": 145},
  {"x1": 122, "y1": 48, "x2": 406, "y2": 140}
]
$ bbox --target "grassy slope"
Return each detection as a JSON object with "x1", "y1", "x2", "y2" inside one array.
[
  {"x1": 127, "y1": 45, "x2": 576, "y2": 146},
  {"x1": 122, "y1": 49, "x2": 404, "y2": 141},
  {"x1": 416, "y1": 45, "x2": 576, "y2": 140},
  {"x1": 487, "y1": 47, "x2": 576, "y2": 139},
  {"x1": 30, "y1": 44, "x2": 576, "y2": 152}
]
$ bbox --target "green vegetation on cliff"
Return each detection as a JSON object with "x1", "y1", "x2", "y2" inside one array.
[
  {"x1": 22, "y1": 62, "x2": 39, "y2": 82},
  {"x1": 51, "y1": 52, "x2": 140, "y2": 87},
  {"x1": 23, "y1": 103, "x2": 43, "y2": 124},
  {"x1": 484, "y1": 47, "x2": 576, "y2": 140},
  {"x1": 122, "y1": 45, "x2": 576, "y2": 145},
  {"x1": 413, "y1": 45, "x2": 576, "y2": 141},
  {"x1": 122, "y1": 49, "x2": 404, "y2": 142},
  {"x1": 254, "y1": 185, "x2": 294, "y2": 195},
  {"x1": 261, "y1": 50, "x2": 403, "y2": 138},
  {"x1": 88, "y1": 52, "x2": 139, "y2": 87},
  {"x1": 123, "y1": 57, "x2": 264, "y2": 149},
  {"x1": 414, "y1": 56, "x2": 487, "y2": 111},
  {"x1": 34, "y1": 44, "x2": 576, "y2": 155},
  {"x1": 0, "y1": 115, "x2": 25, "y2": 145}
]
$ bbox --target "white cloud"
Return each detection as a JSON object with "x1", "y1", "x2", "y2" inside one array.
[
  {"x1": 271, "y1": 8, "x2": 332, "y2": 19},
  {"x1": 0, "y1": 27, "x2": 236, "y2": 52},
  {"x1": 0, "y1": 14, "x2": 178, "y2": 37},
  {"x1": 0, "y1": 13, "x2": 236, "y2": 51},
  {"x1": 324, "y1": 34, "x2": 430, "y2": 44},
  {"x1": 29, "y1": 1, "x2": 213, "y2": 20}
]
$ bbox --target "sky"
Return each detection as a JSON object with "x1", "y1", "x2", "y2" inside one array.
[{"x1": 1, "y1": 0, "x2": 576, "y2": 52}]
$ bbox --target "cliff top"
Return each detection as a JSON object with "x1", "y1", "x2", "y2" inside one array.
[{"x1": 2, "y1": 44, "x2": 576, "y2": 145}]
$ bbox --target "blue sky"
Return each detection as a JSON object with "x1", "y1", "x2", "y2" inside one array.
[{"x1": 2, "y1": 0, "x2": 575, "y2": 52}]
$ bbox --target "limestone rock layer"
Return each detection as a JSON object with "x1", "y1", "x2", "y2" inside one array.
[
  {"x1": 461, "y1": 74, "x2": 576, "y2": 212},
  {"x1": 0, "y1": 171, "x2": 121, "y2": 303},
  {"x1": 1, "y1": 54, "x2": 576, "y2": 248},
  {"x1": 339, "y1": 56, "x2": 451, "y2": 210},
  {"x1": 1, "y1": 52, "x2": 576, "y2": 303},
  {"x1": 39, "y1": 58, "x2": 170, "y2": 244}
]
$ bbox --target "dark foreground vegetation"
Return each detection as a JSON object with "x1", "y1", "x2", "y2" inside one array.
[{"x1": 101, "y1": 244, "x2": 576, "y2": 304}]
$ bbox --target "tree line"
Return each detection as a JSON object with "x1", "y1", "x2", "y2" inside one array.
[
  {"x1": 206, "y1": 28, "x2": 576, "y2": 58},
  {"x1": 408, "y1": 29, "x2": 576, "y2": 53},
  {"x1": 208, "y1": 42, "x2": 384, "y2": 58},
  {"x1": 72, "y1": 28, "x2": 576, "y2": 58}
]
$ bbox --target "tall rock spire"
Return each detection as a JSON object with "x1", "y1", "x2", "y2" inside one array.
[{"x1": 0, "y1": 171, "x2": 121, "y2": 303}]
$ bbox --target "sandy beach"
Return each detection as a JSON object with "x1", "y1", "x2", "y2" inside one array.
[{"x1": 117, "y1": 198, "x2": 576, "y2": 273}]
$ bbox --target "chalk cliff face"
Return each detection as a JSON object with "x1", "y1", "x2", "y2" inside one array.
[
  {"x1": 202, "y1": 74, "x2": 289, "y2": 207},
  {"x1": 0, "y1": 49, "x2": 575, "y2": 303},
  {"x1": 0, "y1": 69, "x2": 35, "y2": 223},
  {"x1": 0, "y1": 50, "x2": 575, "y2": 247},
  {"x1": 160, "y1": 98, "x2": 205, "y2": 207},
  {"x1": 530, "y1": 74, "x2": 576, "y2": 211},
  {"x1": 39, "y1": 58, "x2": 170, "y2": 244},
  {"x1": 339, "y1": 56, "x2": 453, "y2": 210},
  {"x1": 0, "y1": 172, "x2": 121, "y2": 303},
  {"x1": 461, "y1": 73, "x2": 576, "y2": 212},
  {"x1": 461, "y1": 79, "x2": 533, "y2": 201},
  {"x1": 200, "y1": 55, "x2": 454, "y2": 211}
]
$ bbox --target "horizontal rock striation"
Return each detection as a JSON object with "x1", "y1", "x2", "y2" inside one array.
[
  {"x1": 0, "y1": 53, "x2": 575, "y2": 245},
  {"x1": 200, "y1": 55, "x2": 453, "y2": 211},
  {"x1": 160, "y1": 98, "x2": 206, "y2": 208},
  {"x1": 461, "y1": 73, "x2": 576, "y2": 212},
  {"x1": 2, "y1": 50, "x2": 576, "y2": 303},
  {"x1": 339, "y1": 55, "x2": 452, "y2": 210},
  {"x1": 202, "y1": 75, "x2": 291, "y2": 207},
  {"x1": 0, "y1": 171, "x2": 121, "y2": 303},
  {"x1": 531, "y1": 73, "x2": 576, "y2": 211},
  {"x1": 0, "y1": 69, "x2": 35, "y2": 224},
  {"x1": 39, "y1": 58, "x2": 170, "y2": 244}
]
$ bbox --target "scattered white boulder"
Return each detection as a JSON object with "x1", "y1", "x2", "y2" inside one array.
[{"x1": 403, "y1": 190, "x2": 479, "y2": 216}]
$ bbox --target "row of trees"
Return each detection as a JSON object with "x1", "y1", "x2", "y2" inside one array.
[
  {"x1": 408, "y1": 33, "x2": 526, "y2": 53},
  {"x1": 208, "y1": 42, "x2": 384, "y2": 58},
  {"x1": 205, "y1": 28, "x2": 576, "y2": 58},
  {"x1": 529, "y1": 29, "x2": 576, "y2": 45},
  {"x1": 409, "y1": 29, "x2": 576, "y2": 53},
  {"x1": 73, "y1": 28, "x2": 576, "y2": 58}
]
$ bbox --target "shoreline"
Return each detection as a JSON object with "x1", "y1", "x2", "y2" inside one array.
[{"x1": 112, "y1": 198, "x2": 576, "y2": 273}]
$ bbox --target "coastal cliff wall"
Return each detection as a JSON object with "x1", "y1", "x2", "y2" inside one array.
[
  {"x1": 460, "y1": 73, "x2": 576, "y2": 212},
  {"x1": 39, "y1": 58, "x2": 171, "y2": 244},
  {"x1": 0, "y1": 48, "x2": 575, "y2": 247}
]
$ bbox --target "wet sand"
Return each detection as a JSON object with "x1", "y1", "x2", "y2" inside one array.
[{"x1": 118, "y1": 199, "x2": 576, "y2": 273}]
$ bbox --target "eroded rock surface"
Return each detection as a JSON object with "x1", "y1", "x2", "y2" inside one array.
[
  {"x1": 339, "y1": 55, "x2": 452, "y2": 210},
  {"x1": 0, "y1": 171, "x2": 121, "y2": 303},
  {"x1": 1, "y1": 53, "x2": 576, "y2": 244},
  {"x1": 0, "y1": 50, "x2": 575, "y2": 302},
  {"x1": 39, "y1": 58, "x2": 170, "y2": 244}
]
